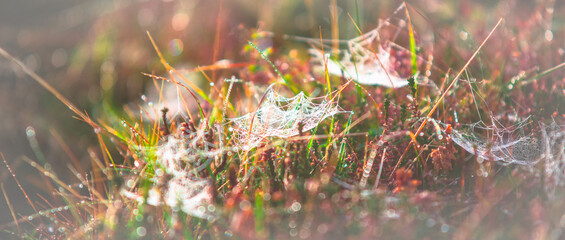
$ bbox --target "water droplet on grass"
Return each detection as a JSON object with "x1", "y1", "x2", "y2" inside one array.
[
  {"x1": 136, "y1": 227, "x2": 147, "y2": 237},
  {"x1": 441, "y1": 224, "x2": 449, "y2": 233},
  {"x1": 26, "y1": 127, "x2": 36, "y2": 137}
]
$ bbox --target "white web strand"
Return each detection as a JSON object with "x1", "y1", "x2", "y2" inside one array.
[
  {"x1": 539, "y1": 121, "x2": 565, "y2": 195},
  {"x1": 309, "y1": 44, "x2": 409, "y2": 88},
  {"x1": 122, "y1": 121, "x2": 216, "y2": 219},
  {"x1": 448, "y1": 116, "x2": 565, "y2": 195},
  {"x1": 449, "y1": 117, "x2": 542, "y2": 166},
  {"x1": 227, "y1": 89, "x2": 349, "y2": 150},
  {"x1": 308, "y1": 27, "x2": 410, "y2": 88}
]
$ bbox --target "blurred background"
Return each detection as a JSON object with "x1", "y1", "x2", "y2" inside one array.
[{"x1": 0, "y1": 0, "x2": 563, "y2": 229}]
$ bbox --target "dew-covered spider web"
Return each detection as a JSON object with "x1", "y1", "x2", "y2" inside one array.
[
  {"x1": 122, "y1": 120, "x2": 218, "y2": 219},
  {"x1": 449, "y1": 118, "x2": 565, "y2": 194},
  {"x1": 442, "y1": 71, "x2": 565, "y2": 194},
  {"x1": 306, "y1": 5, "x2": 412, "y2": 88},
  {"x1": 227, "y1": 89, "x2": 349, "y2": 150},
  {"x1": 449, "y1": 117, "x2": 542, "y2": 166},
  {"x1": 309, "y1": 36, "x2": 409, "y2": 88},
  {"x1": 442, "y1": 72, "x2": 545, "y2": 166},
  {"x1": 538, "y1": 121, "x2": 565, "y2": 194}
]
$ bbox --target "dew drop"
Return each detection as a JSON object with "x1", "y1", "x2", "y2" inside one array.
[
  {"x1": 198, "y1": 206, "x2": 206, "y2": 214},
  {"x1": 545, "y1": 30, "x2": 553, "y2": 41},
  {"x1": 25, "y1": 126, "x2": 36, "y2": 137},
  {"x1": 290, "y1": 229, "x2": 298, "y2": 237},
  {"x1": 209, "y1": 82, "x2": 215, "y2": 87},
  {"x1": 289, "y1": 220, "x2": 297, "y2": 228},
  {"x1": 441, "y1": 224, "x2": 449, "y2": 233},
  {"x1": 127, "y1": 179, "x2": 136, "y2": 188},
  {"x1": 207, "y1": 204, "x2": 216, "y2": 212},
  {"x1": 290, "y1": 201, "x2": 302, "y2": 212},
  {"x1": 459, "y1": 31, "x2": 468, "y2": 40}
]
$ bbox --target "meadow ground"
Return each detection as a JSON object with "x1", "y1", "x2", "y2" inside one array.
[{"x1": 1, "y1": 0, "x2": 565, "y2": 239}]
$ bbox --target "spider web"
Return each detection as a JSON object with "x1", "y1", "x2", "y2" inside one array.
[
  {"x1": 307, "y1": 4, "x2": 412, "y2": 88},
  {"x1": 309, "y1": 42, "x2": 409, "y2": 88},
  {"x1": 539, "y1": 121, "x2": 565, "y2": 195},
  {"x1": 123, "y1": 122, "x2": 216, "y2": 219},
  {"x1": 443, "y1": 73, "x2": 543, "y2": 166},
  {"x1": 450, "y1": 118, "x2": 565, "y2": 194},
  {"x1": 227, "y1": 89, "x2": 349, "y2": 150},
  {"x1": 449, "y1": 117, "x2": 542, "y2": 166},
  {"x1": 307, "y1": 25, "x2": 413, "y2": 88},
  {"x1": 443, "y1": 72, "x2": 565, "y2": 194}
]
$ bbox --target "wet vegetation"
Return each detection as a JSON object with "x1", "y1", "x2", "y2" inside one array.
[{"x1": 1, "y1": 0, "x2": 565, "y2": 239}]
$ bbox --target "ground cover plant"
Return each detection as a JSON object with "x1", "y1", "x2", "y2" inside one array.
[{"x1": 1, "y1": 0, "x2": 565, "y2": 239}]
